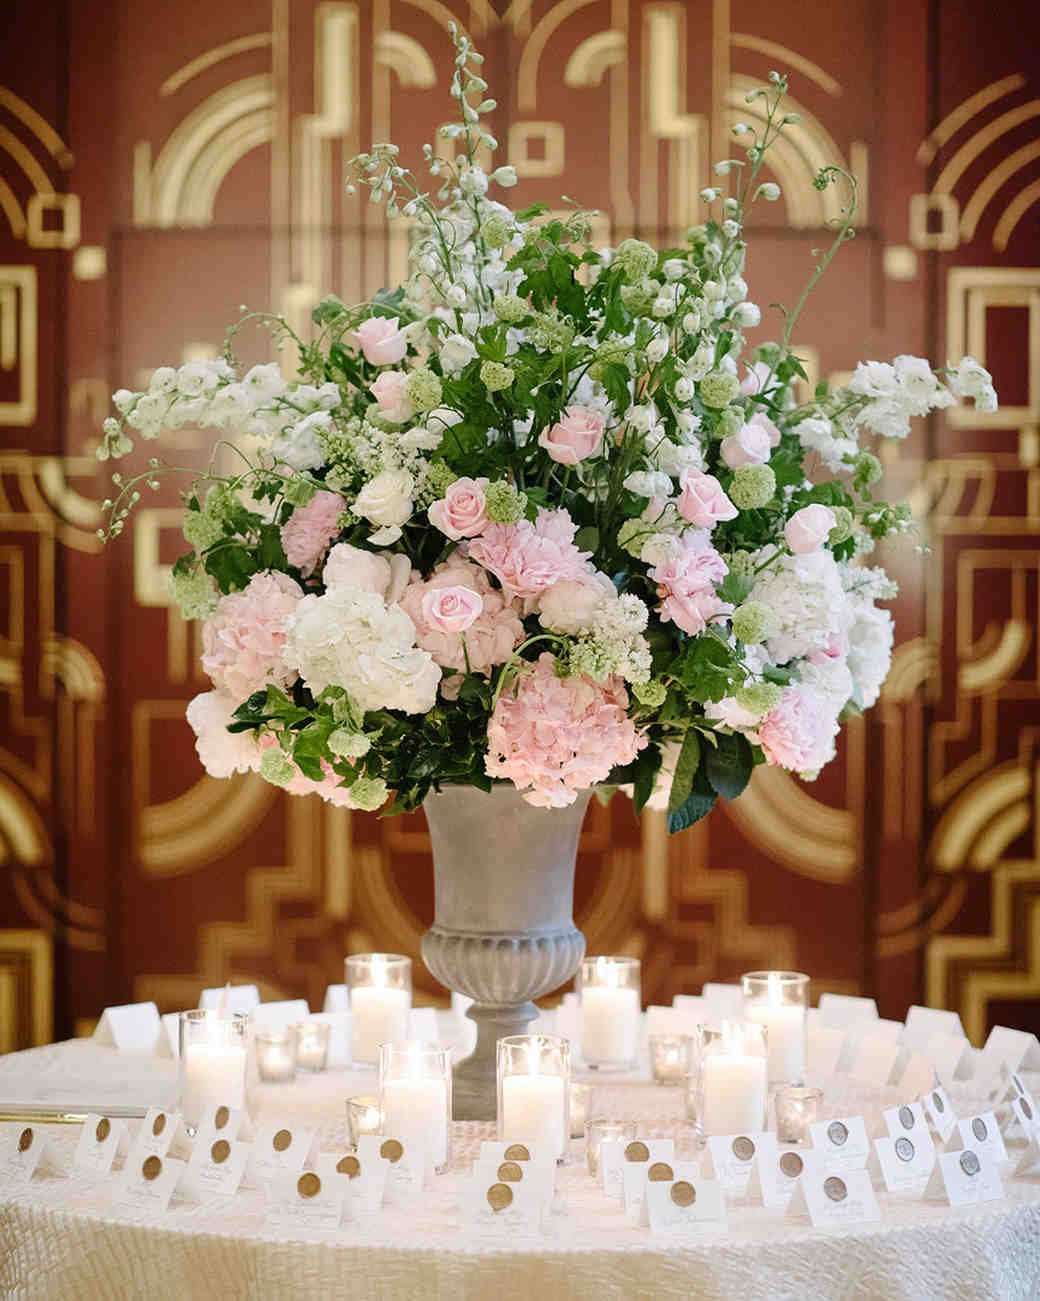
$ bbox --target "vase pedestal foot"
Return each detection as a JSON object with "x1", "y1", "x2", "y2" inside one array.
[{"x1": 452, "y1": 1002, "x2": 537, "y2": 1121}]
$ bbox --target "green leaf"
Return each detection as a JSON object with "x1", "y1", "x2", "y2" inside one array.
[
  {"x1": 257, "y1": 522, "x2": 288, "y2": 571},
  {"x1": 704, "y1": 731, "x2": 754, "y2": 801},
  {"x1": 667, "y1": 729, "x2": 702, "y2": 814},
  {"x1": 716, "y1": 570, "x2": 753, "y2": 606},
  {"x1": 516, "y1": 202, "x2": 551, "y2": 222},
  {"x1": 574, "y1": 526, "x2": 599, "y2": 553},
  {"x1": 204, "y1": 544, "x2": 258, "y2": 593},
  {"x1": 631, "y1": 745, "x2": 662, "y2": 814},
  {"x1": 667, "y1": 769, "x2": 716, "y2": 833}
]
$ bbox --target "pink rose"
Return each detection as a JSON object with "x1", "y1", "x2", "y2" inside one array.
[
  {"x1": 677, "y1": 469, "x2": 739, "y2": 528},
  {"x1": 200, "y1": 570, "x2": 303, "y2": 701},
  {"x1": 748, "y1": 410, "x2": 782, "y2": 447},
  {"x1": 369, "y1": 370, "x2": 414, "y2": 423},
  {"x1": 650, "y1": 533, "x2": 731, "y2": 636},
  {"x1": 428, "y1": 477, "x2": 490, "y2": 540},
  {"x1": 740, "y1": 362, "x2": 774, "y2": 396},
  {"x1": 421, "y1": 585, "x2": 484, "y2": 634},
  {"x1": 785, "y1": 503, "x2": 836, "y2": 554},
  {"x1": 538, "y1": 405, "x2": 605, "y2": 465},
  {"x1": 398, "y1": 559, "x2": 524, "y2": 681},
  {"x1": 280, "y1": 489, "x2": 347, "y2": 575},
  {"x1": 720, "y1": 419, "x2": 771, "y2": 468},
  {"x1": 350, "y1": 316, "x2": 407, "y2": 366},
  {"x1": 758, "y1": 686, "x2": 838, "y2": 772},
  {"x1": 467, "y1": 508, "x2": 592, "y2": 600}
]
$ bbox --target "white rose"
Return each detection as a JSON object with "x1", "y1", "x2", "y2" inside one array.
[
  {"x1": 353, "y1": 469, "x2": 415, "y2": 528},
  {"x1": 651, "y1": 438, "x2": 704, "y2": 477},
  {"x1": 624, "y1": 470, "x2": 673, "y2": 499},
  {"x1": 538, "y1": 573, "x2": 616, "y2": 634},
  {"x1": 439, "y1": 333, "x2": 477, "y2": 374},
  {"x1": 640, "y1": 533, "x2": 683, "y2": 567}
]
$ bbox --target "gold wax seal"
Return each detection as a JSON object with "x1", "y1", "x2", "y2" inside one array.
[
  {"x1": 380, "y1": 1138, "x2": 404, "y2": 1164},
  {"x1": 297, "y1": 1172, "x2": 321, "y2": 1199},
  {"x1": 272, "y1": 1129, "x2": 292, "y2": 1152},
  {"x1": 648, "y1": 1162, "x2": 674, "y2": 1182},
  {"x1": 211, "y1": 1140, "x2": 231, "y2": 1164},
  {"x1": 670, "y1": 1181, "x2": 696, "y2": 1208},
  {"x1": 731, "y1": 1136, "x2": 755, "y2": 1162},
  {"x1": 487, "y1": 1182, "x2": 513, "y2": 1213},
  {"x1": 96, "y1": 1118, "x2": 111, "y2": 1143},
  {"x1": 625, "y1": 1140, "x2": 650, "y2": 1163},
  {"x1": 779, "y1": 1153, "x2": 803, "y2": 1178},
  {"x1": 18, "y1": 1128, "x2": 33, "y2": 1152},
  {"x1": 215, "y1": 1106, "x2": 230, "y2": 1130},
  {"x1": 337, "y1": 1155, "x2": 361, "y2": 1178},
  {"x1": 152, "y1": 1114, "x2": 166, "y2": 1137},
  {"x1": 503, "y1": 1144, "x2": 530, "y2": 1162},
  {"x1": 142, "y1": 1155, "x2": 162, "y2": 1181},
  {"x1": 823, "y1": 1176, "x2": 847, "y2": 1203},
  {"x1": 497, "y1": 1161, "x2": 523, "y2": 1182}
]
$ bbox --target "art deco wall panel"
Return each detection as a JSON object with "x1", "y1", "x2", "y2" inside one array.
[{"x1": 0, "y1": 0, "x2": 1037, "y2": 1046}]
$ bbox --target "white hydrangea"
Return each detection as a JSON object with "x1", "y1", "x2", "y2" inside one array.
[
  {"x1": 845, "y1": 598, "x2": 894, "y2": 708},
  {"x1": 748, "y1": 550, "x2": 851, "y2": 664},
  {"x1": 796, "y1": 416, "x2": 858, "y2": 473},
  {"x1": 649, "y1": 436, "x2": 705, "y2": 478},
  {"x1": 270, "y1": 410, "x2": 331, "y2": 471},
  {"x1": 569, "y1": 592, "x2": 652, "y2": 684},
  {"x1": 796, "y1": 655, "x2": 854, "y2": 709}
]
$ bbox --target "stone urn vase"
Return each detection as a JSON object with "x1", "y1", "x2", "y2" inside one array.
[{"x1": 421, "y1": 784, "x2": 590, "y2": 1121}]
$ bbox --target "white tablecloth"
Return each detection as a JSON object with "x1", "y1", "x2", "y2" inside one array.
[{"x1": 2, "y1": 1036, "x2": 1040, "y2": 1301}]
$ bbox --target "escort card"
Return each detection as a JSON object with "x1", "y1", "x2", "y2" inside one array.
[
  {"x1": 179, "y1": 1136, "x2": 250, "y2": 1201},
  {"x1": 191, "y1": 1102, "x2": 251, "y2": 1150},
  {"x1": 93, "y1": 1002, "x2": 162, "y2": 1054},
  {"x1": 924, "y1": 1031, "x2": 974, "y2": 1086},
  {"x1": 647, "y1": 1005, "x2": 683, "y2": 1036},
  {"x1": 878, "y1": 1100, "x2": 930, "y2": 1143},
  {"x1": 478, "y1": 1141, "x2": 555, "y2": 1196},
  {"x1": 701, "y1": 984, "x2": 744, "y2": 1018},
  {"x1": 618, "y1": 1143, "x2": 678, "y2": 1221},
  {"x1": 704, "y1": 1132, "x2": 774, "y2": 1196},
  {"x1": 0, "y1": 1125, "x2": 67, "y2": 1185},
  {"x1": 925, "y1": 1149, "x2": 1003, "y2": 1206},
  {"x1": 745, "y1": 1147, "x2": 824, "y2": 1209},
  {"x1": 199, "y1": 984, "x2": 260, "y2": 1013},
  {"x1": 671, "y1": 996, "x2": 708, "y2": 1036},
  {"x1": 451, "y1": 991, "x2": 473, "y2": 1018},
  {"x1": 315, "y1": 1150, "x2": 388, "y2": 1213},
  {"x1": 868, "y1": 1134, "x2": 935, "y2": 1193},
  {"x1": 786, "y1": 1168, "x2": 881, "y2": 1227},
  {"x1": 473, "y1": 1157, "x2": 554, "y2": 1208},
  {"x1": 129, "y1": 1108, "x2": 182, "y2": 1165},
  {"x1": 600, "y1": 1137, "x2": 674, "y2": 1200},
  {"x1": 807, "y1": 1025, "x2": 846, "y2": 1078},
  {"x1": 847, "y1": 1031, "x2": 901, "y2": 1087},
  {"x1": 110, "y1": 1153, "x2": 185, "y2": 1213},
  {"x1": 323, "y1": 984, "x2": 349, "y2": 1013},
  {"x1": 157, "y1": 1012, "x2": 181, "y2": 1058},
  {"x1": 461, "y1": 1172, "x2": 547, "y2": 1241},
  {"x1": 243, "y1": 1124, "x2": 316, "y2": 1188},
  {"x1": 265, "y1": 1170, "x2": 346, "y2": 1232},
  {"x1": 357, "y1": 1133, "x2": 425, "y2": 1199},
  {"x1": 73, "y1": 1115, "x2": 130, "y2": 1176},
  {"x1": 634, "y1": 1161, "x2": 702, "y2": 1226},
  {"x1": 991, "y1": 1069, "x2": 1029, "y2": 1108},
  {"x1": 1007, "y1": 1094, "x2": 1040, "y2": 1141},
  {"x1": 1014, "y1": 1137, "x2": 1040, "y2": 1177},
  {"x1": 903, "y1": 1005, "x2": 966, "y2": 1047},
  {"x1": 944, "y1": 1113, "x2": 1008, "y2": 1165},
  {"x1": 898, "y1": 1053, "x2": 938, "y2": 1097},
  {"x1": 645, "y1": 1176, "x2": 727, "y2": 1236},
  {"x1": 836, "y1": 1017, "x2": 902, "y2": 1074},
  {"x1": 922, "y1": 1085, "x2": 957, "y2": 1144},
  {"x1": 809, "y1": 1116, "x2": 870, "y2": 1170},
  {"x1": 980, "y1": 1026, "x2": 1040, "y2": 1080},
  {"x1": 816, "y1": 993, "x2": 878, "y2": 1027},
  {"x1": 251, "y1": 1000, "x2": 310, "y2": 1032}
]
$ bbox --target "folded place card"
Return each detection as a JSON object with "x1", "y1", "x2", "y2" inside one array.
[
  {"x1": 898, "y1": 1053, "x2": 938, "y2": 1097},
  {"x1": 868, "y1": 1133, "x2": 935, "y2": 1193},
  {"x1": 903, "y1": 1006, "x2": 965, "y2": 1046},
  {"x1": 1006, "y1": 1094, "x2": 1040, "y2": 1142},
  {"x1": 323, "y1": 984, "x2": 349, "y2": 1013},
  {"x1": 0, "y1": 1125, "x2": 67, "y2": 1185},
  {"x1": 110, "y1": 1153, "x2": 185, "y2": 1213},
  {"x1": 847, "y1": 1031, "x2": 901, "y2": 1088},
  {"x1": 250, "y1": 1000, "x2": 310, "y2": 1032},
  {"x1": 357, "y1": 1133, "x2": 425, "y2": 1200},
  {"x1": 461, "y1": 1171, "x2": 547, "y2": 1241},
  {"x1": 745, "y1": 1147, "x2": 824, "y2": 1209},
  {"x1": 199, "y1": 985, "x2": 260, "y2": 1013},
  {"x1": 925, "y1": 1149, "x2": 1003, "y2": 1206},
  {"x1": 835, "y1": 1018, "x2": 902, "y2": 1074},
  {"x1": 315, "y1": 1150, "x2": 388, "y2": 1213},
  {"x1": 807, "y1": 1025, "x2": 846, "y2": 1078},
  {"x1": 943, "y1": 1113, "x2": 1008, "y2": 1165},
  {"x1": 73, "y1": 1115, "x2": 130, "y2": 1175},
  {"x1": 616, "y1": 1140, "x2": 677, "y2": 1220},
  {"x1": 924, "y1": 1031, "x2": 975, "y2": 1086},
  {"x1": 645, "y1": 1175, "x2": 727, "y2": 1235},
  {"x1": 878, "y1": 1100, "x2": 930, "y2": 1142},
  {"x1": 786, "y1": 1168, "x2": 881, "y2": 1227},
  {"x1": 991, "y1": 1070, "x2": 1029, "y2": 1108},
  {"x1": 647, "y1": 1005, "x2": 683, "y2": 1037},
  {"x1": 93, "y1": 1002, "x2": 162, "y2": 1054},
  {"x1": 451, "y1": 991, "x2": 474, "y2": 1018},
  {"x1": 129, "y1": 1108, "x2": 182, "y2": 1166},
  {"x1": 265, "y1": 1170, "x2": 346, "y2": 1232},
  {"x1": 704, "y1": 1132, "x2": 774, "y2": 1195},
  {"x1": 980, "y1": 1026, "x2": 1040, "y2": 1080},
  {"x1": 179, "y1": 1136, "x2": 250, "y2": 1201},
  {"x1": 1014, "y1": 1137, "x2": 1040, "y2": 1177},
  {"x1": 191, "y1": 1102, "x2": 251, "y2": 1150},
  {"x1": 816, "y1": 994, "x2": 878, "y2": 1028},
  {"x1": 243, "y1": 1124, "x2": 316, "y2": 1188},
  {"x1": 158, "y1": 1012, "x2": 181, "y2": 1059},
  {"x1": 701, "y1": 984, "x2": 744, "y2": 1018},
  {"x1": 600, "y1": 1136, "x2": 674, "y2": 1202},
  {"x1": 474, "y1": 1157, "x2": 554, "y2": 1208},
  {"x1": 478, "y1": 1141, "x2": 555, "y2": 1195},
  {"x1": 809, "y1": 1116, "x2": 870, "y2": 1170},
  {"x1": 922, "y1": 1085, "x2": 957, "y2": 1144},
  {"x1": 634, "y1": 1161, "x2": 702, "y2": 1226}
]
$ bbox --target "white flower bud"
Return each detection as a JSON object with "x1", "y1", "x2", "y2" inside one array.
[
  {"x1": 652, "y1": 296, "x2": 674, "y2": 318},
  {"x1": 674, "y1": 377, "x2": 695, "y2": 401},
  {"x1": 756, "y1": 182, "x2": 781, "y2": 201},
  {"x1": 662, "y1": 257, "x2": 686, "y2": 282},
  {"x1": 732, "y1": 301, "x2": 761, "y2": 328},
  {"x1": 646, "y1": 336, "x2": 669, "y2": 364},
  {"x1": 699, "y1": 187, "x2": 721, "y2": 203},
  {"x1": 490, "y1": 165, "x2": 518, "y2": 187},
  {"x1": 702, "y1": 279, "x2": 724, "y2": 301},
  {"x1": 445, "y1": 284, "x2": 467, "y2": 307}
]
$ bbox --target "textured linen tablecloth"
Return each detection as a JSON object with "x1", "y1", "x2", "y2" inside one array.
[{"x1": 1, "y1": 1037, "x2": 1040, "y2": 1301}]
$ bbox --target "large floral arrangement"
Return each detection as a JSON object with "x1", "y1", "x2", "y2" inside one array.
[{"x1": 99, "y1": 28, "x2": 997, "y2": 830}]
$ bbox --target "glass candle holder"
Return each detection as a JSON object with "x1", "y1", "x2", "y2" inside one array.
[
  {"x1": 497, "y1": 1034, "x2": 570, "y2": 1163},
  {"x1": 691, "y1": 1020, "x2": 768, "y2": 1141},
  {"x1": 346, "y1": 1095, "x2": 383, "y2": 1147},
  {"x1": 649, "y1": 1033, "x2": 691, "y2": 1085},
  {"x1": 579, "y1": 956, "x2": 641, "y2": 1070},
  {"x1": 379, "y1": 1041, "x2": 452, "y2": 1174},
  {"x1": 569, "y1": 1081, "x2": 592, "y2": 1139},
  {"x1": 741, "y1": 971, "x2": 809, "y2": 1088},
  {"x1": 346, "y1": 953, "x2": 411, "y2": 1066},
  {"x1": 255, "y1": 1029, "x2": 297, "y2": 1083},
  {"x1": 585, "y1": 1118, "x2": 637, "y2": 1177},
  {"x1": 293, "y1": 1020, "x2": 331, "y2": 1072},
  {"x1": 775, "y1": 1084, "x2": 823, "y2": 1144},
  {"x1": 178, "y1": 1010, "x2": 249, "y2": 1131}
]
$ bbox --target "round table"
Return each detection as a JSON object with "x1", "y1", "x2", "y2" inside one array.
[{"x1": 1, "y1": 1036, "x2": 1039, "y2": 1300}]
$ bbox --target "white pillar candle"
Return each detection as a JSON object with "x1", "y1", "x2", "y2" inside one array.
[
  {"x1": 181, "y1": 1042, "x2": 247, "y2": 1125},
  {"x1": 382, "y1": 1077, "x2": 449, "y2": 1167},
  {"x1": 701, "y1": 1054, "x2": 768, "y2": 1135},
  {"x1": 501, "y1": 1073, "x2": 567, "y2": 1160},
  {"x1": 582, "y1": 986, "x2": 641, "y2": 1065},
  {"x1": 350, "y1": 986, "x2": 410, "y2": 1064},
  {"x1": 746, "y1": 1003, "x2": 805, "y2": 1084}
]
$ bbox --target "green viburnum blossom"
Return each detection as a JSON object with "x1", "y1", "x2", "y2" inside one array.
[
  {"x1": 282, "y1": 477, "x2": 318, "y2": 507},
  {"x1": 699, "y1": 371, "x2": 741, "y2": 409},
  {"x1": 735, "y1": 681, "x2": 783, "y2": 718},
  {"x1": 729, "y1": 463, "x2": 776, "y2": 508},
  {"x1": 613, "y1": 238, "x2": 658, "y2": 281},
  {"x1": 260, "y1": 748, "x2": 297, "y2": 788},
  {"x1": 348, "y1": 776, "x2": 390, "y2": 811},
  {"x1": 406, "y1": 367, "x2": 443, "y2": 412},
  {"x1": 731, "y1": 601, "x2": 775, "y2": 644},
  {"x1": 485, "y1": 480, "x2": 527, "y2": 523},
  {"x1": 632, "y1": 678, "x2": 667, "y2": 708},
  {"x1": 715, "y1": 406, "x2": 745, "y2": 440},
  {"x1": 328, "y1": 727, "x2": 372, "y2": 759},
  {"x1": 596, "y1": 339, "x2": 632, "y2": 366},
  {"x1": 828, "y1": 505, "x2": 854, "y2": 544},
  {"x1": 182, "y1": 507, "x2": 224, "y2": 551},
  {"x1": 528, "y1": 311, "x2": 575, "y2": 351},
  {"x1": 480, "y1": 360, "x2": 514, "y2": 392},
  {"x1": 854, "y1": 450, "x2": 883, "y2": 489},
  {"x1": 620, "y1": 279, "x2": 659, "y2": 316},
  {"x1": 481, "y1": 214, "x2": 513, "y2": 249},
  {"x1": 617, "y1": 517, "x2": 655, "y2": 558},
  {"x1": 425, "y1": 461, "x2": 457, "y2": 496},
  {"x1": 169, "y1": 566, "x2": 218, "y2": 620},
  {"x1": 724, "y1": 550, "x2": 757, "y2": 579},
  {"x1": 493, "y1": 294, "x2": 529, "y2": 324}
]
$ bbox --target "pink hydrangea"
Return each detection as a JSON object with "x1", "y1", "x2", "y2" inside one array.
[
  {"x1": 468, "y1": 508, "x2": 592, "y2": 600},
  {"x1": 200, "y1": 570, "x2": 303, "y2": 701},
  {"x1": 758, "y1": 686, "x2": 837, "y2": 772},
  {"x1": 650, "y1": 534, "x2": 731, "y2": 636},
  {"x1": 398, "y1": 559, "x2": 524, "y2": 682},
  {"x1": 485, "y1": 653, "x2": 646, "y2": 807},
  {"x1": 280, "y1": 490, "x2": 347, "y2": 575}
]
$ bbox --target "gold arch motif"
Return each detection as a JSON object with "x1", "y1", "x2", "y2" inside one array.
[
  {"x1": 882, "y1": 636, "x2": 938, "y2": 702},
  {"x1": 0, "y1": 124, "x2": 51, "y2": 194},
  {"x1": 959, "y1": 618, "x2": 1031, "y2": 693},
  {"x1": 41, "y1": 635, "x2": 104, "y2": 702},
  {"x1": 374, "y1": 32, "x2": 437, "y2": 88},
  {"x1": 960, "y1": 139, "x2": 1040, "y2": 242},
  {"x1": 917, "y1": 74, "x2": 1026, "y2": 166},
  {"x1": 0, "y1": 86, "x2": 69, "y2": 161},
  {"x1": 160, "y1": 33, "x2": 273, "y2": 97},
  {"x1": 179, "y1": 108, "x2": 274, "y2": 225},
  {"x1": 0, "y1": 177, "x2": 26, "y2": 237},
  {"x1": 518, "y1": 0, "x2": 599, "y2": 111},
  {"x1": 563, "y1": 31, "x2": 626, "y2": 88},
  {"x1": 138, "y1": 771, "x2": 279, "y2": 876},
  {"x1": 729, "y1": 34, "x2": 841, "y2": 98},
  {"x1": 932, "y1": 99, "x2": 1040, "y2": 197},
  {"x1": 994, "y1": 177, "x2": 1040, "y2": 252},
  {"x1": 930, "y1": 761, "x2": 1030, "y2": 872}
]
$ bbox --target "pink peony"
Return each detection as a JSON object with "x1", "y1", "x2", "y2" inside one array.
[
  {"x1": 369, "y1": 370, "x2": 414, "y2": 423},
  {"x1": 186, "y1": 690, "x2": 263, "y2": 778},
  {"x1": 650, "y1": 533, "x2": 731, "y2": 636},
  {"x1": 538, "y1": 405, "x2": 605, "y2": 465},
  {"x1": 748, "y1": 410, "x2": 782, "y2": 447},
  {"x1": 398, "y1": 559, "x2": 523, "y2": 681},
  {"x1": 758, "y1": 686, "x2": 837, "y2": 771},
  {"x1": 350, "y1": 316, "x2": 407, "y2": 366},
  {"x1": 421, "y1": 585, "x2": 484, "y2": 634},
  {"x1": 200, "y1": 570, "x2": 303, "y2": 701},
  {"x1": 677, "y1": 469, "x2": 738, "y2": 528},
  {"x1": 280, "y1": 490, "x2": 347, "y2": 575},
  {"x1": 485, "y1": 653, "x2": 646, "y2": 807},
  {"x1": 322, "y1": 543, "x2": 411, "y2": 604},
  {"x1": 468, "y1": 508, "x2": 592, "y2": 600},
  {"x1": 428, "y1": 477, "x2": 490, "y2": 540},
  {"x1": 785, "y1": 503, "x2": 836, "y2": 555},
  {"x1": 720, "y1": 419, "x2": 772, "y2": 468}
]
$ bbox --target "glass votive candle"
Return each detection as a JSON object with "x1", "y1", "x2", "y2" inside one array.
[
  {"x1": 178, "y1": 1009, "x2": 249, "y2": 1131},
  {"x1": 498, "y1": 1034, "x2": 570, "y2": 1163},
  {"x1": 293, "y1": 1020, "x2": 331, "y2": 1072},
  {"x1": 775, "y1": 1084, "x2": 823, "y2": 1144},
  {"x1": 649, "y1": 1033, "x2": 691, "y2": 1085},
  {"x1": 379, "y1": 1040, "x2": 452, "y2": 1174},
  {"x1": 585, "y1": 1118, "x2": 637, "y2": 1177},
  {"x1": 346, "y1": 1095, "x2": 383, "y2": 1146},
  {"x1": 579, "y1": 956, "x2": 641, "y2": 1070},
  {"x1": 569, "y1": 1081, "x2": 592, "y2": 1139},
  {"x1": 741, "y1": 971, "x2": 809, "y2": 1088},
  {"x1": 255, "y1": 1029, "x2": 297, "y2": 1083},
  {"x1": 346, "y1": 953, "x2": 411, "y2": 1066},
  {"x1": 691, "y1": 1019, "x2": 769, "y2": 1141}
]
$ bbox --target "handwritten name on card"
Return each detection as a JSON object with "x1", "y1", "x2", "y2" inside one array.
[
  {"x1": 243, "y1": 1125, "x2": 315, "y2": 1188},
  {"x1": 645, "y1": 1177, "x2": 727, "y2": 1236},
  {"x1": 925, "y1": 1149, "x2": 1003, "y2": 1207},
  {"x1": 0, "y1": 1125, "x2": 67, "y2": 1186},
  {"x1": 869, "y1": 1134, "x2": 935, "y2": 1193},
  {"x1": 110, "y1": 1154, "x2": 185, "y2": 1214},
  {"x1": 357, "y1": 1134, "x2": 425, "y2": 1199},
  {"x1": 180, "y1": 1137, "x2": 250, "y2": 1200},
  {"x1": 600, "y1": 1137, "x2": 674, "y2": 1201},
  {"x1": 129, "y1": 1108, "x2": 180, "y2": 1166},
  {"x1": 746, "y1": 1148, "x2": 823, "y2": 1209},
  {"x1": 787, "y1": 1169, "x2": 881, "y2": 1228},
  {"x1": 704, "y1": 1132, "x2": 774, "y2": 1195},
  {"x1": 880, "y1": 1101, "x2": 930, "y2": 1142},
  {"x1": 461, "y1": 1174, "x2": 546, "y2": 1242},
  {"x1": 809, "y1": 1116, "x2": 870, "y2": 1170},
  {"x1": 945, "y1": 1113, "x2": 1007, "y2": 1166},
  {"x1": 315, "y1": 1151, "x2": 388, "y2": 1213},
  {"x1": 265, "y1": 1171, "x2": 346, "y2": 1233}
]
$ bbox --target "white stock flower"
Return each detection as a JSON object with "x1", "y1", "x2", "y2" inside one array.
[
  {"x1": 646, "y1": 335, "x2": 669, "y2": 364},
  {"x1": 270, "y1": 411, "x2": 330, "y2": 471},
  {"x1": 353, "y1": 469, "x2": 414, "y2": 529},
  {"x1": 797, "y1": 417, "x2": 858, "y2": 473},
  {"x1": 948, "y1": 355, "x2": 992, "y2": 400},
  {"x1": 626, "y1": 403, "x2": 659, "y2": 434},
  {"x1": 845, "y1": 599, "x2": 894, "y2": 709},
  {"x1": 651, "y1": 437, "x2": 705, "y2": 477},
  {"x1": 748, "y1": 550, "x2": 851, "y2": 664}
]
